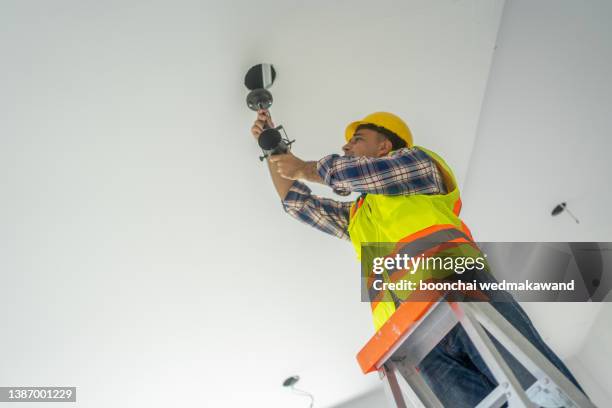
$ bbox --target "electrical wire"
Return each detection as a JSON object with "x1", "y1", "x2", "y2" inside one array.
[{"x1": 290, "y1": 385, "x2": 314, "y2": 408}]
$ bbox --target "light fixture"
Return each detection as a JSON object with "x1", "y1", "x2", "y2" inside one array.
[
  {"x1": 282, "y1": 375, "x2": 314, "y2": 408},
  {"x1": 244, "y1": 63, "x2": 295, "y2": 161},
  {"x1": 551, "y1": 202, "x2": 580, "y2": 223}
]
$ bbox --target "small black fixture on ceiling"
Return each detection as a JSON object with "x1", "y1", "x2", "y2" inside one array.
[{"x1": 551, "y1": 202, "x2": 580, "y2": 223}]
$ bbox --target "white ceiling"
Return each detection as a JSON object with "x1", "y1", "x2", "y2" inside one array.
[{"x1": 0, "y1": 1, "x2": 505, "y2": 407}]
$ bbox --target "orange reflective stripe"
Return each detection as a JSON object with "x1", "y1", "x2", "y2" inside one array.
[
  {"x1": 397, "y1": 224, "x2": 460, "y2": 244},
  {"x1": 452, "y1": 198, "x2": 475, "y2": 241},
  {"x1": 350, "y1": 196, "x2": 365, "y2": 219},
  {"x1": 453, "y1": 197, "x2": 462, "y2": 216},
  {"x1": 461, "y1": 220, "x2": 474, "y2": 241}
]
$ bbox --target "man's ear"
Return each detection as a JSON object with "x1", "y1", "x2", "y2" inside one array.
[{"x1": 379, "y1": 137, "x2": 393, "y2": 156}]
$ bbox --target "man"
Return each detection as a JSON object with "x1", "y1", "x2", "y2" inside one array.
[{"x1": 250, "y1": 110, "x2": 586, "y2": 407}]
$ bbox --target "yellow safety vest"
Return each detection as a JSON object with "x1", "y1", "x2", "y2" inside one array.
[{"x1": 347, "y1": 146, "x2": 477, "y2": 331}]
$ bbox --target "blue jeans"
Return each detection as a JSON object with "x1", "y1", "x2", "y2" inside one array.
[{"x1": 392, "y1": 271, "x2": 587, "y2": 407}]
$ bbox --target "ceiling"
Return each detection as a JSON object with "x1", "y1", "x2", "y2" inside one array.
[{"x1": 0, "y1": 1, "x2": 506, "y2": 406}]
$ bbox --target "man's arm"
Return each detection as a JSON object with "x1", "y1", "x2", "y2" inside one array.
[
  {"x1": 266, "y1": 158, "x2": 296, "y2": 201},
  {"x1": 316, "y1": 148, "x2": 447, "y2": 196},
  {"x1": 266, "y1": 155, "x2": 353, "y2": 240},
  {"x1": 267, "y1": 147, "x2": 446, "y2": 197},
  {"x1": 282, "y1": 181, "x2": 352, "y2": 240},
  {"x1": 268, "y1": 154, "x2": 322, "y2": 185},
  {"x1": 250, "y1": 110, "x2": 352, "y2": 240}
]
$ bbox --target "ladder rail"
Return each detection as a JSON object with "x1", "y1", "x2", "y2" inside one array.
[{"x1": 466, "y1": 302, "x2": 597, "y2": 408}]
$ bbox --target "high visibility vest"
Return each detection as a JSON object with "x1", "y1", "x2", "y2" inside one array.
[{"x1": 347, "y1": 146, "x2": 477, "y2": 331}]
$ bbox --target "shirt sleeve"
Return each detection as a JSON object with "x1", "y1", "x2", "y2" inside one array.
[
  {"x1": 316, "y1": 147, "x2": 447, "y2": 196},
  {"x1": 282, "y1": 180, "x2": 353, "y2": 241}
]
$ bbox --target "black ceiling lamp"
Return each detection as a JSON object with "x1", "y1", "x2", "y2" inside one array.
[
  {"x1": 244, "y1": 63, "x2": 276, "y2": 110},
  {"x1": 244, "y1": 63, "x2": 295, "y2": 161}
]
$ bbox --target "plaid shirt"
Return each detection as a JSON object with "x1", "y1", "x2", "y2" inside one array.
[{"x1": 282, "y1": 147, "x2": 447, "y2": 240}]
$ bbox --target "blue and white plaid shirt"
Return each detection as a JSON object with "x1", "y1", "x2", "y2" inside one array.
[{"x1": 281, "y1": 147, "x2": 447, "y2": 240}]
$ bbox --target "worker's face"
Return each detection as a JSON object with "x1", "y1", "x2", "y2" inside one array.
[{"x1": 342, "y1": 129, "x2": 392, "y2": 158}]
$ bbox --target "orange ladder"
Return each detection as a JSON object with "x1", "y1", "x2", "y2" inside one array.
[{"x1": 356, "y1": 299, "x2": 596, "y2": 408}]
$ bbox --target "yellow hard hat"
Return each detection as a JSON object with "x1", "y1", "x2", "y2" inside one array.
[{"x1": 345, "y1": 112, "x2": 413, "y2": 148}]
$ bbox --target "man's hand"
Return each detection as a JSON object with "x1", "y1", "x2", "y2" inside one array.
[
  {"x1": 269, "y1": 152, "x2": 307, "y2": 180},
  {"x1": 269, "y1": 153, "x2": 323, "y2": 183},
  {"x1": 250, "y1": 109, "x2": 274, "y2": 141}
]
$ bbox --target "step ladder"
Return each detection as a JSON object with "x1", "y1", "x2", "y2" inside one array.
[{"x1": 356, "y1": 299, "x2": 596, "y2": 408}]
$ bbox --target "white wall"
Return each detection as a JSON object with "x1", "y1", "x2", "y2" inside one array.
[
  {"x1": 462, "y1": 0, "x2": 612, "y2": 242},
  {"x1": 567, "y1": 303, "x2": 612, "y2": 407},
  {"x1": 462, "y1": 0, "x2": 612, "y2": 402}
]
